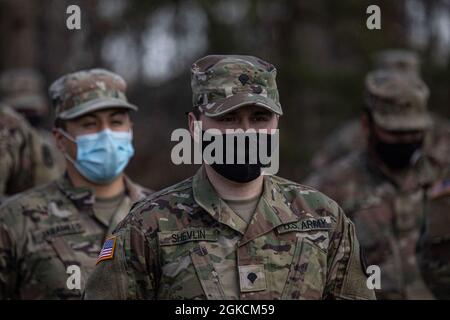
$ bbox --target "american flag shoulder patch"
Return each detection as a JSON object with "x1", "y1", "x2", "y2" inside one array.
[{"x1": 96, "y1": 236, "x2": 117, "y2": 264}]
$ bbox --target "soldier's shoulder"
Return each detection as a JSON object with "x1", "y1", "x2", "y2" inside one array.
[
  {"x1": 270, "y1": 174, "x2": 311, "y2": 190},
  {"x1": 116, "y1": 177, "x2": 194, "y2": 232},
  {"x1": 0, "y1": 105, "x2": 32, "y2": 132},
  {"x1": 134, "y1": 176, "x2": 193, "y2": 208},
  {"x1": 306, "y1": 151, "x2": 364, "y2": 185},
  {"x1": 323, "y1": 151, "x2": 362, "y2": 176},
  {"x1": 0, "y1": 106, "x2": 32, "y2": 149},
  {"x1": 125, "y1": 177, "x2": 154, "y2": 201},
  {"x1": 0, "y1": 180, "x2": 60, "y2": 220},
  {"x1": 270, "y1": 175, "x2": 342, "y2": 218}
]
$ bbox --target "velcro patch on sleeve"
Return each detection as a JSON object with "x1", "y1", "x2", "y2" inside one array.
[
  {"x1": 96, "y1": 236, "x2": 117, "y2": 264},
  {"x1": 158, "y1": 228, "x2": 219, "y2": 246},
  {"x1": 277, "y1": 216, "x2": 332, "y2": 234}
]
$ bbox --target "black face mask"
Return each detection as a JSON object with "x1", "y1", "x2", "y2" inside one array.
[
  {"x1": 201, "y1": 131, "x2": 275, "y2": 183},
  {"x1": 371, "y1": 135, "x2": 423, "y2": 170}
]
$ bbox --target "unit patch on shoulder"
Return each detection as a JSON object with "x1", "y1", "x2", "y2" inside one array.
[{"x1": 96, "y1": 236, "x2": 117, "y2": 264}]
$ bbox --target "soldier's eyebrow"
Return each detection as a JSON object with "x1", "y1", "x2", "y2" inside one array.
[
  {"x1": 76, "y1": 114, "x2": 97, "y2": 122},
  {"x1": 110, "y1": 110, "x2": 128, "y2": 118},
  {"x1": 252, "y1": 110, "x2": 272, "y2": 117}
]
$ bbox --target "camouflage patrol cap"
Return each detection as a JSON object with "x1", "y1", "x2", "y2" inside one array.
[
  {"x1": 191, "y1": 55, "x2": 282, "y2": 117},
  {"x1": 49, "y1": 68, "x2": 137, "y2": 120},
  {"x1": 364, "y1": 69, "x2": 431, "y2": 131},
  {"x1": 373, "y1": 49, "x2": 420, "y2": 74},
  {"x1": 0, "y1": 69, "x2": 48, "y2": 115}
]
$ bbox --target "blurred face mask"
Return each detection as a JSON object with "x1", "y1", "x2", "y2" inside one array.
[
  {"x1": 201, "y1": 131, "x2": 276, "y2": 183},
  {"x1": 59, "y1": 128, "x2": 134, "y2": 184},
  {"x1": 370, "y1": 131, "x2": 423, "y2": 170}
]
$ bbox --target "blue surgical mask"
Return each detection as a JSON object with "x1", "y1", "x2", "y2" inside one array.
[{"x1": 59, "y1": 128, "x2": 134, "y2": 184}]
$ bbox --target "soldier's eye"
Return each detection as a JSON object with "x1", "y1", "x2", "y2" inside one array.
[
  {"x1": 111, "y1": 120, "x2": 124, "y2": 126},
  {"x1": 82, "y1": 122, "x2": 96, "y2": 128},
  {"x1": 219, "y1": 116, "x2": 236, "y2": 122},
  {"x1": 252, "y1": 115, "x2": 270, "y2": 122}
]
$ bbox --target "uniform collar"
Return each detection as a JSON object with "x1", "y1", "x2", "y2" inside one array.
[
  {"x1": 239, "y1": 173, "x2": 301, "y2": 246},
  {"x1": 56, "y1": 174, "x2": 95, "y2": 210},
  {"x1": 193, "y1": 167, "x2": 300, "y2": 243},
  {"x1": 57, "y1": 173, "x2": 149, "y2": 210},
  {"x1": 123, "y1": 175, "x2": 151, "y2": 203},
  {"x1": 193, "y1": 167, "x2": 247, "y2": 234}
]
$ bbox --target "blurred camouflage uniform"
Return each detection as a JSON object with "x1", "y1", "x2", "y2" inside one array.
[
  {"x1": 418, "y1": 167, "x2": 450, "y2": 299},
  {"x1": 306, "y1": 70, "x2": 441, "y2": 299},
  {"x1": 0, "y1": 104, "x2": 60, "y2": 201},
  {"x1": 84, "y1": 55, "x2": 375, "y2": 300},
  {"x1": 310, "y1": 49, "x2": 450, "y2": 171},
  {"x1": 0, "y1": 69, "x2": 65, "y2": 188},
  {"x1": 0, "y1": 69, "x2": 151, "y2": 299}
]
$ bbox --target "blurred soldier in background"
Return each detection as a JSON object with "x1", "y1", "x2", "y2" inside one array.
[
  {"x1": 310, "y1": 49, "x2": 450, "y2": 171},
  {"x1": 0, "y1": 69, "x2": 151, "y2": 299},
  {"x1": 0, "y1": 69, "x2": 49, "y2": 127},
  {"x1": 418, "y1": 166, "x2": 450, "y2": 299},
  {"x1": 0, "y1": 69, "x2": 65, "y2": 199},
  {"x1": 306, "y1": 69, "x2": 443, "y2": 299},
  {"x1": 0, "y1": 103, "x2": 59, "y2": 201},
  {"x1": 1, "y1": 104, "x2": 38, "y2": 199}
]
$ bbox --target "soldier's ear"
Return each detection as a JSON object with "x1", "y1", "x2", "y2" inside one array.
[
  {"x1": 52, "y1": 127, "x2": 70, "y2": 153},
  {"x1": 188, "y1": 112, "x2": 200, "y2": 138},
  {"x1": 274, "y1": 114, "x2": 280, "y2": 127},
  {"x1": 126, "y1": 111, "x2": 133, "y2": 127},
  {"x1": 52, "y1": 128, "x2": 64, "y2": 152}
]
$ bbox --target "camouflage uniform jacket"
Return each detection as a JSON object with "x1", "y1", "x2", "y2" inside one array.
[
  {"x1": 84, "y1": 167, "x2": 375, "y2": 300},
  {"x1": 306, "y1": 151, "x2": 437, "y2": 299},
  {"x1": 0, "y1": 105, "x2": 61, "y2": 202},
  {"x1": 0, "y1": 174, "x2": 151, "y2": 299},
  {"x1": 418, "y1": 170, "x2": 450, "y2": 299}
]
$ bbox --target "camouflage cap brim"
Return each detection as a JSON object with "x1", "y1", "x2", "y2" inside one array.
[
  {"x1": 202, "y1": 92, "x2": 283, "y2": 118},
  {"x1": 373, "y1": 112, "x2": 432, "y2": 131},
  {"x1": 58, "y1": 97, "x2": 138, "y2": 120}
]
